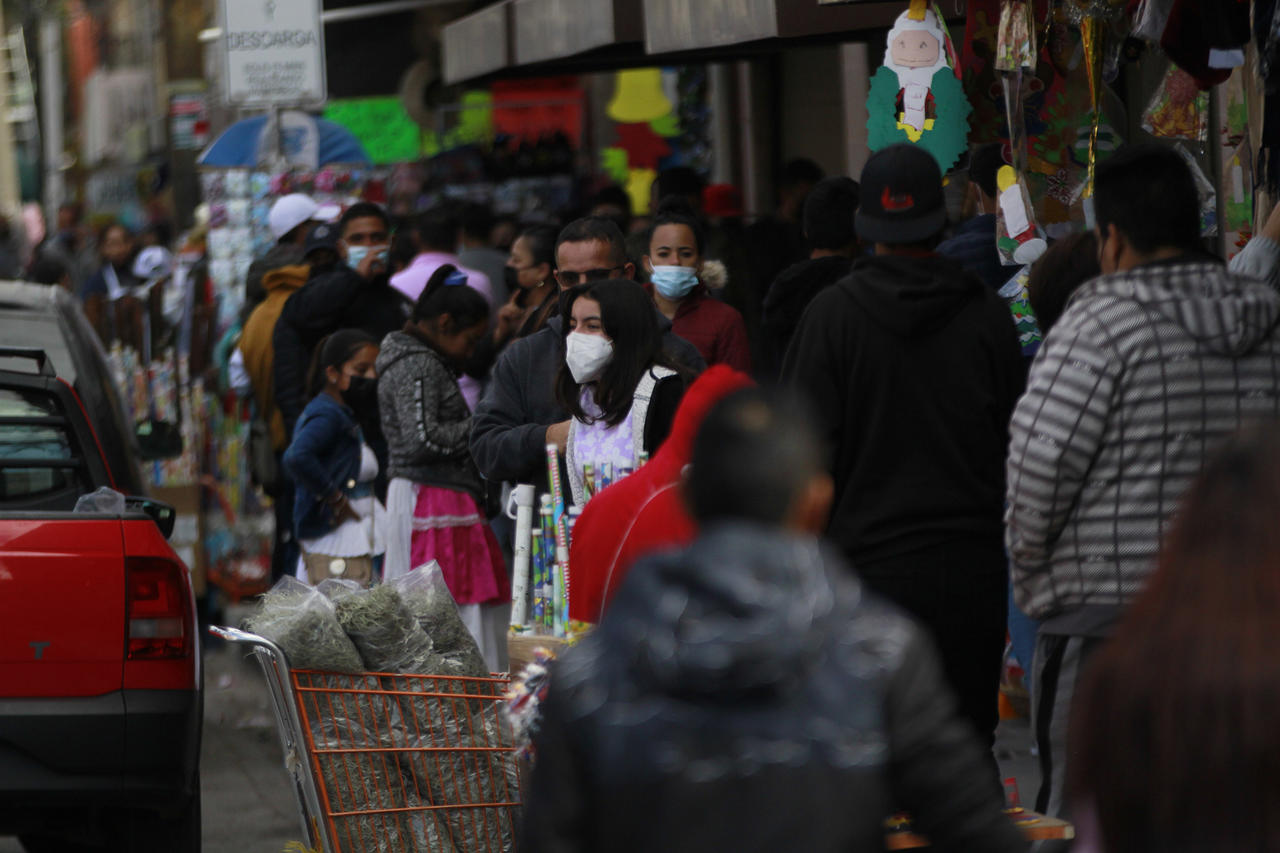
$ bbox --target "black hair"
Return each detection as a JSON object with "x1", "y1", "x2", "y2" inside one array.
[
  {"x1": 803, "y1": 177, "x2": 860, "y2": 250},
  {"x1": 590, "y1": 184, "x2": 632, "y2": 215},
  {"x1": 99, "y1": 221, "x2": 132, "y2": 243},
  {"x1": 654, "y1": 167, "x2": 705, "y2": 204},
  {"x1": 339, "y1": 202, "x2": 390, "y2": 237},
  {"x1": 554, "y1": 279, "x2": 681, "y2": 428},
  {"x1": 781, "y1": 158, "x2": 825, "y2": 189},
  {"x1": 458, "y1": 201, "x2": 495, "y2": 243},
  {"x1": 554, "y1": 216, "x2": 629, "y2": 269},
  {"x1": 410, "y1": 263, "x2": 490, "y2": 331},
  {"x1": 389, "y1": 227, "x2": 418, "y2": 272},
  {"x1": 688, "y1": 387, "x2": 823, "y2": 525},
  {"x1": 1095, "y1": 143, "x2": 1201, "y2": 255},
  {"x1": 1026, "y1": 231, "x2": 1100, "y2": 335},
  {"x1": 306, "y1": 328, "x2": 377, "y2": 397},
  {"x1": 517, "y1": 225, "x2": 558, "y2": 268},
  {"x1": 29, "y1": 253, "x2": 69, "y2": 286},
  {"x1": 648, "y1": 196, "x2": 706, "y2": 255},
  {"x1": 969, "y1": 143, "x2": 1005, "y2": 200},
  {"x1": 414, "y1": 204, "x2": 459, "y2": 252}
]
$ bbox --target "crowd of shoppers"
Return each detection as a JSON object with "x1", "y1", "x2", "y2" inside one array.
[{"x1": 36, "y1": 133, "x2": 1280, "y2": 850}]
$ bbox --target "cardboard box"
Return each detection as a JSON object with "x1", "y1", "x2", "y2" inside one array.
[{"x1": 152, "y1": 484, "x2": 206, "y2": 597}]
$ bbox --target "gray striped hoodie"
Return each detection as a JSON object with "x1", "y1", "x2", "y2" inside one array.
[{"x1": 1006, "y1": 254, "x2": 1280, "y2": 626}]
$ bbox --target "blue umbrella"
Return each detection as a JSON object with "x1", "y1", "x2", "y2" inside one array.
[{"x1": 198, "y1": 112, "x2": 370, "y2": 168}]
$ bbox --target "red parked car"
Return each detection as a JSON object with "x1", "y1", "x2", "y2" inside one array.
[{"x1": 0, "y1": 332, "x2": 201, "y2": 850}]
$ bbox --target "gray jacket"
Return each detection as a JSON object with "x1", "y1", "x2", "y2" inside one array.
[
  {"x1": 376, "y1": 330, "x2": 484, "y2": 503},
  {"x1": 1007, "y1": 255, "x2": 1280, "y2": 627}
]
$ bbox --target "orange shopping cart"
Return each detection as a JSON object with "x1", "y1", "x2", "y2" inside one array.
[{"x1": 209, "y1": 625, "x2": 523, "y2": 852}]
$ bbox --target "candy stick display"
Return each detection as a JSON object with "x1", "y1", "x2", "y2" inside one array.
[
  {"x1": 545, "y1": 444, "x2": 571, "y2": 637},
  {"x1": 583, "y1": 463, "x2": 595, "y2": 500},
  {"x1": 536, "y1": 498, "x2": 554, "y2": 630},
  {"x1": 599, "y1": 462, "x2": 613, "y2": 491},
  {"x1": 509, "y1": 484, "x2": 536, "y2": 627}
]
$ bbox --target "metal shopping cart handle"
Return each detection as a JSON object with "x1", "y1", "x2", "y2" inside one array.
[{"x1": 208, "y1": 624, "x2": 285, "y2": 657}]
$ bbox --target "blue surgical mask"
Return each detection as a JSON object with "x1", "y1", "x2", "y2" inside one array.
[
  {"x1": 650, "y1": 265, "x2": 699, "y2": 300},
  {"x1": 346, "y1": 245, "x2": 388, "y2": 270}
]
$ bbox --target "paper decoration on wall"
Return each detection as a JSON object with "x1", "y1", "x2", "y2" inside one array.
[
  {"x1": 607, "y1": 69, "x2": 673, "y2": 124},
  {"x1": 1223, "y1": 144, "x2": 1253, "y2": 258},
  {"x1": 996, "y1": 165, "x2": 1047, "y2": 264},
  {"x1": 867, "y1": 5, "x2": 972, "y2": 172},
  {"x1": 1141, "y1": 64, "x2": 1208, "y2": 143}
]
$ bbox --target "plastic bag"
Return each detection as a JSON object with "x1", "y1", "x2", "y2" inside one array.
[
  {"x1": 1142, "y1": 64, "x2": 1208, "y2": 143},
  {"x1": 333, "y1": 583, "x2": 446, "y2": 675},
  {"x1": 243, "y1": 577, "x2": 364, "y2": 673},
  {"x1": 394, "y1": 563, "x2": 489, "y2": 678},
  {"x1": 74, "y1": 486, "x2": 126, "y2": 515}
]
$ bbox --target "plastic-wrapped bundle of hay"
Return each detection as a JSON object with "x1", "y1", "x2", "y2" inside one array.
[
  {"x1": 334, "y1": 583, "x2": 446, "y2": 674},
  {"x1": 393, "y1": 563, "x2": 489, "y2": 677},
  {"x1": 301, "y1": 674, "x2": 457, "y2": 853},
  {"x1": 244, "y1": 577, "x2": 364, "y2": 673},
  {"x1": 390, "y1": 673, "x2": 521, "y2": 852}
]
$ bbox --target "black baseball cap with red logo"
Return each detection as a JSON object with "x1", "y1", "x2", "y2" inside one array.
[{"x1": 855, "y1": 143, "x2": 947, "y2": 244}]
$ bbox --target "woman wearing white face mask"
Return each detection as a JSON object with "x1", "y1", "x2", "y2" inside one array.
[
  {"x1": 644, "y1": 197, "x2": 751, "y2": 371},
  {"x1": 555, "y1": 280, "x2": 689, "y2": 506}
]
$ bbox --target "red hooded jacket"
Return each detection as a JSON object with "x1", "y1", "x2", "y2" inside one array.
[{"x1": 568, "y1": 366, "x2": 754, "y2": 622}]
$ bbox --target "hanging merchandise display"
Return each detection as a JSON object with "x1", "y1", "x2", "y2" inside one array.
[
  {"x1": 1160, "y1": 0, "x2": 1250, "y2": 89},
  {"x1": 867, "y1": 1, "x2": 973, "y2": 172},
  {"x1": 1142, "y1": 63, "x2": 1210, "y2": 142},
  {"x1": 994, "y1": 0, "x2": 1046, "y2": 265}
]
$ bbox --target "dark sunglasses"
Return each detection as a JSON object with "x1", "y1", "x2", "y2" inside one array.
[{"x1": 554, "y1": 265, "x2": 625, "y2": 287}]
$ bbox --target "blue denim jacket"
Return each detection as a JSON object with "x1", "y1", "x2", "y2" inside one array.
[{"x1": 283, "y1": 393, "x2": 363, "y2": 540}]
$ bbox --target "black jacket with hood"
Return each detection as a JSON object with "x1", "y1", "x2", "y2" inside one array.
[
  {"x1": 762, "y1": 254, "x2": 855, "y2": 376},
  {"x1": 470, "y1": 312, "x2": 705, "y2": 486},
  {"x1": 522, "y1": 524, "x2": 1026, "y2": 853},
  {"x1": 781, "y1": 254, "x2": 1024, "y2": 566}
]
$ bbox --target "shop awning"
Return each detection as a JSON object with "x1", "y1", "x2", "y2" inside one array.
[{"x1": 440, "y1": 0, "x2": 905, "y2": 84}]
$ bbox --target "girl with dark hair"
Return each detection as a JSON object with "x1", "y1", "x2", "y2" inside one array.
[
  {"x1": 377, "y1": 265, "x2": 510, "y2": 669},
  {"x1": 555, "y1": 279, "x2": 687, "y2": 506},
  {"x1": 283, "y1": 329, "x2": 386, "y2": 585},
  {"x1": 644, "y1": 197, "x2": 751, "y2": 371},
  {"x1": 1069, "y1": 423, "x2": 1280, "y2": 853}
]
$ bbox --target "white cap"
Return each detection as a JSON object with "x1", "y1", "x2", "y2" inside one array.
[
  {"x1": 268, "y1": 193, "x2": 320, "y2": 239},
  {"x1": 132, "y1": 246, "x2": 173, "y2": 282}
]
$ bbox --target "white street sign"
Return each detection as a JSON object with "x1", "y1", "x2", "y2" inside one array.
[{"x1": 222, "y1": 0, "x2": 327, "y2": 106}]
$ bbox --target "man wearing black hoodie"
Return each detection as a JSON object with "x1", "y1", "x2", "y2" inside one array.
[
  {"x1": 781, "y1": 144, "x2": 1025, "y2": 752},
  {"x1": 761, "y1": 175, "x2": 860, "y2": 376},
  {"x1": 522, "y1": 388, "x2": 1025, "y2": 853}
]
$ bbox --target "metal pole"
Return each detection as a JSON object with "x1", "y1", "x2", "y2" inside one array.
[{"x1": 0, "y1": 3, "x2": 22, "y2": 218}]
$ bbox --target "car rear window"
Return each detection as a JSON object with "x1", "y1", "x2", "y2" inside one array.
[
  {"x1": 0, "y1": 311, "x2": 76, "y2": 383},
  {"x1": 0, "y1": 388, "x2": 87, "y2": 506}
]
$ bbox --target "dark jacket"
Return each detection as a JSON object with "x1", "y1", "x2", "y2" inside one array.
[
  {"x1": 522, "y1": 524, "x2": 1027, "y2": 853},
  {"x1": 283, "y1": 393, "x2": 362, "y2": 540},
  {"x1": 762, "y1": 254, "x2": 854, "y2": 376},
  {"x1": 648, "y1": 283, "x2": 752, "y2": 372},
  {"x1": 376, "y1": 330, "x2": 484, "y2": 503},
  {"x1": 781, "y1": 254, "x2": 1024, "y2": 566},
  {"x1": 470, "y1": 313, "x2": 705, "y2": 486},
  {"x1": 937, "y1": 214, "x2": 1010, "y2": 292},
  {"x1": 272, "y1": 265, "x2": 411, "y2": 438}
]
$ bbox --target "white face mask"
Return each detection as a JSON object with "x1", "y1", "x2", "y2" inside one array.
[{"x1": 565, "y1": 331, "x2": 614, "y2": 384}]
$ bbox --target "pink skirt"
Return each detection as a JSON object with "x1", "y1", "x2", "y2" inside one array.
[{"x1": 410, "y1": 485, "x2": 510, "y2": 606}]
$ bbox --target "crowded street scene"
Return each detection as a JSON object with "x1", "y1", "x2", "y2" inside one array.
[{"x1": 0, "y1": 0, "x2": 1273, "y2": 849}]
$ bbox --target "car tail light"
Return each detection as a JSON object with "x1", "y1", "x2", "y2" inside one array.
[{"x1": 126, "y1": 557, "x2": 190, "y2": 659}]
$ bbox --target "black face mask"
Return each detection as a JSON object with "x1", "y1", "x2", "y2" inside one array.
[
  {"x1": 503, "y1": 265, "x2": 521, "y2": 293},
  {"x1": 341, "y1": 375, "x2": 379, "y2": 413}
]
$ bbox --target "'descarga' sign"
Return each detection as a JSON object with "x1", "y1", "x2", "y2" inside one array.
[{"x1": 222, "y1": 0, "x2": 327, "y2": 106}]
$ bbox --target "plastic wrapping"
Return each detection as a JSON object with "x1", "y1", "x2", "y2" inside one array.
[
  {"x1": 1142, "y1": 64, "x2": 1209, "y2": 143},
  {"x1": 394, "y1": 564, "x2": 489, "y2": 678},
  {"x1": 74, "y1": 486, "x2": 126, "y2": 515},
  {"x1": 244, "y1": 577, "x2": 364, "y2": 673},
  {"x1": 389, "y1": 674, "x2": 519, "y2": 853},
  {"x1": 334, "y1": 584, "x2": 446, "y2": 675},
  {"x1": 300, "y1": 673, "x2": 458, "y2": 853}
]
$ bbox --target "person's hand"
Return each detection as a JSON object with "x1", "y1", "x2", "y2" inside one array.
[
  {"x1": 494, "y1": 294, "x2": 523, "y2": 342},
  {"x1": 328, "y1": 493, "x2": 363, "y2": 525},
  {"x1": 355, "y1": 246, "x2": 387, "y2": 280},
  {"x1": 546, "y1": 420, "x2": 571, "y2": 454}
]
